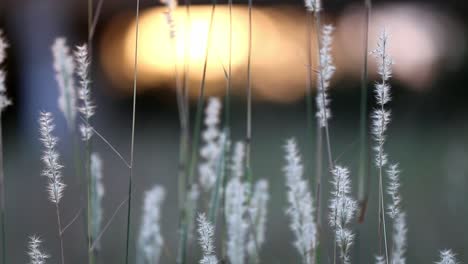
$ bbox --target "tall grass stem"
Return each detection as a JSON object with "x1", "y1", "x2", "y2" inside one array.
[{"x1": 124, "y1": 0, "x2": 140, "y2": 263}]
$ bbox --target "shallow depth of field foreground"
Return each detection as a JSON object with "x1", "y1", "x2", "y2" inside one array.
[{"x1": 0, "y1": 0, "x2": 467, "y2": 263}]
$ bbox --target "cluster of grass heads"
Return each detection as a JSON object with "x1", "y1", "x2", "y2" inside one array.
[{"x1": 0, "y1": 0, "x2": 464, "y2": 263}]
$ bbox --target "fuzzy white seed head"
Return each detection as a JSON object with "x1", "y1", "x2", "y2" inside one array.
[
  {"x1": 74, "y1": 44, "x2": 95, "y2": 141},
  {"x1": 0, "y1": 31, "x2": 7, "y2": 63},
  {"x1": 329, "y1": 165, "x2": 357, "y2": 228},
  {"x1": 231, "y1": 141, "x2": 245, "y2": 179},
  {"x1": 371, "y1": 109, "x2": 391, "y2": 167},
  {"x1": 304, "y1": 0, "x2": 320, "y2": 12},
  {"x1": 187, "y1": 184, "x2": 201, "y2": 242},
  {"x1": 329, "y1": 165, "x2": 357, "y2": 264},
  {"x1": 247, "y1": 179, "x2": 269, "y2": 258},
  {"x1": 137, "y1": 185, "x2": 166, "y2": 264},
  {"x1": 375, "y1": 255, "x2": 385, "y2": 264},
  {"x1": 0, "y1": 31, "x2": 11, "y2": 112},
  {"x1": 27, "y1": 235, "x2": 49, "y2": 264},
  {"x1": 39, "y1": 112, "x2": 66, "y2": 204},
  {"x1": 436, "y1": 250, "x2": 459, "y2": 264},
  {"x1": 199, "y1": 97, "x2": 222, "y2": 192},
  {"x1": 375, "y1": 83, "x2": 391, "y2": 106},
  {"x1": 335, "y1": 227, "x2": 354, "y2": 264},
  {"x1": 197, "y1": 213, "x2": 218, "y2": 264},
  {"x1": 387, "y1": 164, "x2": 402, "y2": 219},
  {"x1": 316, "y1": 24, "x2": 335, "y2": 128},
  {"x1": 90, "y1": 153, "x2": 104, "y2": 247},
  {"x1": 371, "y1": 29, "x2": 394, "y2": 170},
  {"x1": 52, "y1": 38, "x2": 76, "y2": 130},
  {"x1": 391, "y1": 212, "x2": 407, "y2": 264},
  {"x1": 225, "y1": 177, "x2": 249, "y2": 264},
  {"x1": 161, "y1": 0, "x2": 177, "y2": 38},
  {"x1": 372, "y1": 30, "x2": 393, "y2": 82},
  {"x1": 283, "y1": 139, "x2": 317, "y2": 263}
]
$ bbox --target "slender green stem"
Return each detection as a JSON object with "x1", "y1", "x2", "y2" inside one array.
[
  {"x1": 208, "y1": 130, "x2": 227, "y2": 224},
  {"x1": 377, "y1": 35, "x2": 389, "y2": 264},
  {"x1": 86, "y1": 139, "x2": 95, "y2": 264},
  {"x1": 245, "y1": 0, "x2": 253, "y2": 185},
  {"x1": 56, "y1": 203, "x2": 65, "y2": 264},
  {"x1": 124, "y1": 0, "x2": 140, "y2": 263},
  {"x1": 176, "y1": 1, "x2": 192, "y2": 263},
  {"x1": 226, "y1": 0, "x2": 232, "y2": 129},
  {"x1": 178, "y1": 2, "x2": 217, "y2": 263},
  {"x1": 186, "y1": 3, "x2": 217, "y2": 189},
  {"x1": 313, "y1": 10, "x2": 335, "y2": 264},
  {"x1": 313, "y1": 12, "x2": 333, "y2": 170},
  {"x1": 87, "y1": 0, "x2": 94, "y2": 262},
  {"x1": 358, "y1": 0, "x2": 372, "y2": 224},
  {"x1": 0, "y1": 118, "x2": 6, "y2": 264}
]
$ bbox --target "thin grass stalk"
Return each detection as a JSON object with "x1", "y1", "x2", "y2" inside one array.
[
  {"x1": 124, "y1": 0, "x2": 140, "y2": 263},
  {"x1": 86, "y1": 3, "x2": 95, "y2": 256},
  {"x1": 183, "y1": 0, "x2": 191, "y2": 128},
  {"x1": 186, "y1": 1, "x2": 217, "y2": 192},
  {"x1": 355, "y1": 2, "x2": 372, "y2": 263},
  {"x1": 172, "y1": 27, "x2": 191, "y2": 264},
  {"x1": 357, "y1": 0, "x2": 372, "y2": 224},
  {"x1": 313, "y1": 9, "x2": 336, "y2": 264},
  {"x1": 172, "y1": 35, "x2": 190, "y2": 218},
  {"x1": 220, "y1": 4, "x2": 233, "y2": 255},
  {"x1": 178, "y1": 2, "x2": 217, "y2": 263},
  {"x1": 208, "y1": 131, "x2": 227, "y2": 224},
  {"x1": 378, "y1": 169, "x2": 389, "y2": 264},
  {"x1": 177, "y1": 0, "x2": 192, "y2": 238},
  {"x1": 313, "y1": 12, "x2": 333, "y2": 170},
  {"x1": 86, "y1": 139, "x2": 95, "y2": 264},
  {"x1": 226, "y1": 0, "x2": 232, "y2": 130},
  {"x1": 305, "y1": 11, "x2": 322, "y2": 264},
  {"x1": 55, "y1": 203, "x2": 65, "y2": 264},
  {"x1": 88, "y1": 0, "x2": 93, "y2": 54},
  {"x1": 245, "y1": 0, "x2": 253, "y2": 186},
  {"x1": 0, "y1": 118, "x2": 6, "y2": 264},
  {"x1": 376, "y1": 34, "x2": 390, "y2": 264}
]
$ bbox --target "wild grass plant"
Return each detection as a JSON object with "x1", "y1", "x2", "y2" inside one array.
[{"x1": 0, "y1": 0, "x2": 464, "y2": 263}]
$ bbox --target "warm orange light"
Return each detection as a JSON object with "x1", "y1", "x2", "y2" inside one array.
[
  {"x1": 123, "y1": 6, "x2": 251, "y2": 83},
  {"x1": 101, "y1": 4, "x2": 463, "y2": 101}
]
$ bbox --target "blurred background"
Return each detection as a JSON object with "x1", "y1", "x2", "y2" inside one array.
[{"x1": 1, "y1": 0, "x2": 468, "y2": 263}]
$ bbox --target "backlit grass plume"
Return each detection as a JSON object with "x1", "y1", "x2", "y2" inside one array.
[
  {"x1": 436, "y1": 250, "x2": 459, "y2": 264},
  {"x1": 371, "y1": 29, "x2": 393, "y2": 263},
  {"x1": 386, "y1": 164, "x2": 407, "y2": 264},
  {"x1": 38, "y1": 111, "x2": 65, "y2": 264},
  {"x1": 0, "y1": 29, "x2": 11, "y2": 264},
  {"x1": 199, "y1": 97, "x2": 222, "y2": 192},
  {"x1": 371, "y1": 29, "x2": 393, "y2": 168},
  {"x1": 27, "y1": 235, "x2": 49, "y2": 264},
  {"x1": 246, "y1": 179, "x2": 269, "y2": 261},
  {"x1": 391, "y1": 212, "x2": 407, "y2": 264},
  {"x1": 283, "y1": 139, "x2": 317, "y2": 264},
  {"x1": 39, "y1": 112, "x2": 66, "y2": 204},
  {"x1": 0, "y1": 31, "x2": 11, "y2": 111},
  {"x1": 304, "y1": 0, "x2": 320, "y2": 12},
  {"x1": 387, "y1": 164, "x2": 401, "y2": 219},
  {"x1": 375, "y1": 255, "x2": 385, "y2": 264},
  {"x1": 137, "y1": 185, "x2": 166, "y2": 264},
  {"x1": 52, "y1": 38, "x2": 76, "y2": 131},
  {"x1": 329, "y1": 165, "x2": 357, "y2": 264},
  {"x1": 316, "y1": 24, "x2": 336, "y2": 128},
  {"x1": 161, "y1": 0, "x2": 176, "y2": 39},
  {"x1": 90, "y1": 153, "x2": 104, "y2": 249},
  {"x1": 224, "y1": 174, "x2": 249, "y2": 264},
  {"x1": 74, "y1": 44, "x2": 95, "y2": 141},
  {"x1": 231, "y1": 142, "x2": 245, "y2": 179},
  {"x1": 197, "y1": 213, "x2": 218, "y2": 264}
]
